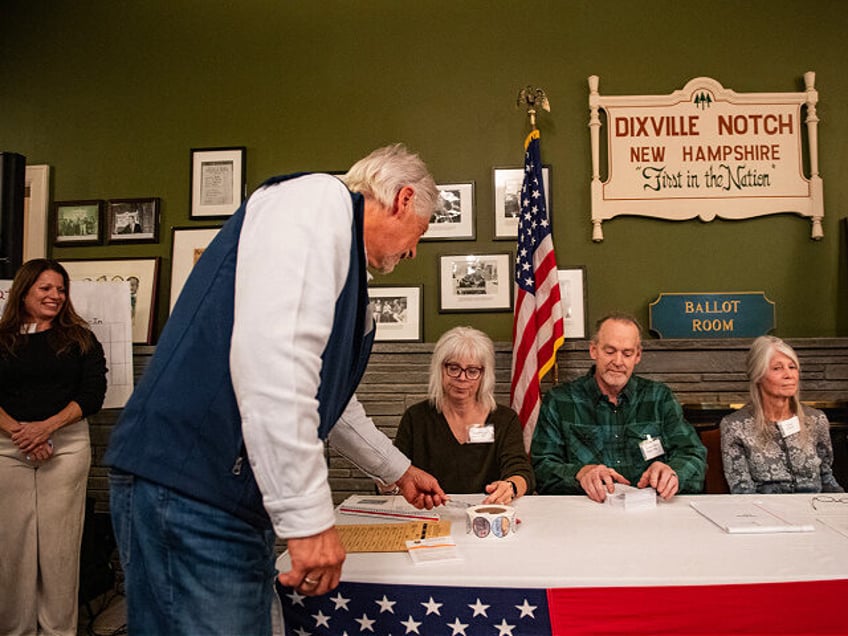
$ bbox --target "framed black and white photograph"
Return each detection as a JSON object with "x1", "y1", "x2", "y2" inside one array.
[
  {"x1": 106, "y1": 197, "x2": 160, "y2": 244},
  {"x1": 190, "y1": 146, "x2": 246, "y2": 218},
  {"x1": 369, "y1": 285, "x2": 423, "y2": 342},
  {"x1": 492, "y1": 165, "x2": 551, "y2": 240},
  {"x1": 169, "y1": 226, "x2": 221, "y2": 312},
  {"x1": 421, "y1": 182, "x2": 475, "y2": 241},
  {"x1": 60, "y1": 257, "x2": 160, "y2": 344},
  {"x1": 558, "y1": 267, "x2": 588, "y2": 339},
  {"x1": 439, "y1": 253, "x2": 512, "y2": 312},
  {"x1": 52, "y1": 200, "x2": 103, "y2": 246}
]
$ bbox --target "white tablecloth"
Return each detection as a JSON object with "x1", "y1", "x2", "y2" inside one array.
[{"x1": 277, "y1": 493, "x2": 848, "y2": 588}]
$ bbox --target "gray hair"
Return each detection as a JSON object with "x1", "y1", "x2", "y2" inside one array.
[
  {"x1": 428, "y1": 326, "x2": 497, "y2": 413},
  {"x1": 342, "y1": 143, "x2": 440, "y2": 221},
  {"x1": 592, "y1": 312, "x2": 643, "y2": 346},
  {"x1": 746, "y1": 335, "x2": 807, "y2": 441}
]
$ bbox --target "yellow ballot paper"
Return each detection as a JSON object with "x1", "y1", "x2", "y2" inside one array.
[{"x1": 336, "y1": 520, "x2": 452, "y2": 553}]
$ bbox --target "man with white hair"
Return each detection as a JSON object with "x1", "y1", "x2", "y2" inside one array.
[{"x1": 106, "y1": 144, "x2": 447, "y2": 635}]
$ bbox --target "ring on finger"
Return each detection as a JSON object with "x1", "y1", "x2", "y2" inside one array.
[{"x1": 303, "y1": 576, "x2": 318, "y2": 586}]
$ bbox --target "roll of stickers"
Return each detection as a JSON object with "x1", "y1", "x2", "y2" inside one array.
[{"x1": 465, "y1": 504, "x2": 517, "y2": 539}]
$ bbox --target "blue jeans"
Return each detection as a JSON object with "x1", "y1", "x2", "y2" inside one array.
[{"x1": 109, "y1": 472, "x2": 277, "y2": 635}]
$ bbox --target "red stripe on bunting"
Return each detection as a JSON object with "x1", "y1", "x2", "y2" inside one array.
[{"x1": 547, "y1": 579, "x2": 847, "y2": 635}]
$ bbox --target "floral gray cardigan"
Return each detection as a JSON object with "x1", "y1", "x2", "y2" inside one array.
[{"x1": 720, "y1": 404, "x2": 844, "y2": 494}]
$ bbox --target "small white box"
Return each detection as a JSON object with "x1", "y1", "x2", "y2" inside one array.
[{"x1": 605, "y1": 484, "x2": 657, "y2": 511}]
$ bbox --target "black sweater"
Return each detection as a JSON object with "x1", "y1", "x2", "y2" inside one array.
[{"x1": 0, "y1": 330, "x2": 107, "y2": 422}]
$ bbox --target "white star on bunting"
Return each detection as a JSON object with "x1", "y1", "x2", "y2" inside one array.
[
  {"x1": 400, "y1": 615, "x2": 422, "y2": 634},
  {"x1": 375, "y1": 595, "x2": 396, "y2": 613},
  {"x1": 516, "y1": 598, "x2": 538, "y2": 618},
  {"x1": 468, "y1": 598, "x2": 490, "y2": 617}
]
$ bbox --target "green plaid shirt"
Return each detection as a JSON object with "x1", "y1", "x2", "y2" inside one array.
[{"x1": 531, "y1": 368, "x2": 706, "y2": 495}]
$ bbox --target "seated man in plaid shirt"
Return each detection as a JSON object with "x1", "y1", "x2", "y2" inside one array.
[{"x1": 531, "y1": 313, "x2": 706, "y2": 502}]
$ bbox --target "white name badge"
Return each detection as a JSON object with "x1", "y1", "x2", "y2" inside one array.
[
  {"x1": 639, "y1": 435, "x2": 665, "y2": 461},
  {"x1": 468, "y1": 424, "x2": 495, "y2": 444},
  {"x1": 776, "y1": 415, "x2": 801, "y2": 438}
]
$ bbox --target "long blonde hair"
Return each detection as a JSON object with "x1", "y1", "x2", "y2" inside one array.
[{"x1": 746, "y1": 335, "x2": 808, "y2": 443}]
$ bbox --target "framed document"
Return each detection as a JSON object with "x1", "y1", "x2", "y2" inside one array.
[{"x1": 190, "y1": 146, "x2": 246, "y2": 218}]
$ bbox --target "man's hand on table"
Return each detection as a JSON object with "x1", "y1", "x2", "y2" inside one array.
[
  {"x1": 637, "y1": 461, "x2": 679, "y2": 500},
  {"x1": 395, "y1": 465, "x2": 447, "y2": 509},
  {"x1": 576, "y1": 464, "x2": 630, "y2": 503},
  {"x1": 277, "y1": 526, "x2": 345, "y2": 597}
]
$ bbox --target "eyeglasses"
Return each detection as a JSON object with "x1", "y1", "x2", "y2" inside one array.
[
  {"x1": 444, "y1": 363, "x2": 483, "y2": 380},
  {"x1": 811, "y1": 496, "x2": 848, "y2": 511}
]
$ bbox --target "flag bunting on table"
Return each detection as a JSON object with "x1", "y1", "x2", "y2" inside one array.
[
  {"x1": 280, "y1": 578, "x2": 848, "y2": 635},
  {"x1": 278, "y1": 580, "x2": 552, "y2": 635},
  {"x1": 510, "y1": 129, "x2": 564, "y2": 452}
]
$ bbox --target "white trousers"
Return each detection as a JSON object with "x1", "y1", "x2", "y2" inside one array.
[{"x1": 0, "y1": 419, "x2": 91, "y2": 636}]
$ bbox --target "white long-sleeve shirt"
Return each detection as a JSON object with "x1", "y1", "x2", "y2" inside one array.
[{"x1": 230, "y1": 174, "x2": 409, "y2": 539}]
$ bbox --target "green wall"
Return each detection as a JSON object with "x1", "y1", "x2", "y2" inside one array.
[{"x1": 2, "y1": 0, "x2": 846, "y2": 342}]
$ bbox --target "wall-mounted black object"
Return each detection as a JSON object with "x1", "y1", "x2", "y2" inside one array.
[{"x1": 0, "y1": 152, "x2": 26, "y2": 279}]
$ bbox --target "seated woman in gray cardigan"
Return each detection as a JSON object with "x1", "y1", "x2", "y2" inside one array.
[
  {"x1": 720, "y1": 336, "x2": 843, "y2": 494},
  {"x1": 393, "y1": 326, "x2": 534, "y2": 505}
]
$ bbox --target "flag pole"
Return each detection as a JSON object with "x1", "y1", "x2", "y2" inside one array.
[
  {"x1": 516, "y1": 86, "x2": 559, "y2": 385},
  {"x1": 511, "y1": 85, "x2": 565, "y2": 451}
]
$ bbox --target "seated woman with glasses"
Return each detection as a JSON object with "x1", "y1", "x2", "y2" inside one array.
[
  {"x1": 391, "y1": 326, "x2": 534, "y2": 505},
  {"x1": 720, "y1": 335, "x2": 844, "y2": 494}
]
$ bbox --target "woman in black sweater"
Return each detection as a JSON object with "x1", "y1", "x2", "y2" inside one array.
[{"x1": 0, "y1": 259, "x2": 107, "y2": 636}]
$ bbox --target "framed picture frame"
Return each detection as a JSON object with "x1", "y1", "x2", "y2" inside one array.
[
  {"x1": 169, "y1": 226, "x2": 221, "y2": 312},
  {"x1": 439, "y1": 253, "x2": 512, "y2": 313},
  {"x1": 369, "y1": 285, "x2": 423, "y2": 342},
  {"x1": 51, "y1": 200, "x2": 104, "y2": 246},
  {"x1": 59, "y1": 257, "x2": 160, "y2": 344},
  {"x1": 24, "y1": 164, "x2": 50, "y2": 261},
  {"x1": 106, "y1": 197, "x2": 160, "y2": 244},
  {"x1": 190, "y1": 146, "x2": 246, "y2": 218},
  {"x1": 421, "y1": 182, "x2": 475, "y2": 241},
  {"x1": 558, "y1": 267, "x2": 588, "y2": 339},
  {"x1": 492, "y1": 165, "x2": 551, "y2": 240}
]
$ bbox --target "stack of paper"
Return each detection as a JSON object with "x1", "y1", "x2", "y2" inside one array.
[
  {"x1": 605, "y1": 484, "x2": 657, "y2": 511},
  {"x1": 690, "y1": 500, "x2": 815, "y2": 534},
  {"x1": 338, "y1": 494, "x2": 440, "y2": 521}
]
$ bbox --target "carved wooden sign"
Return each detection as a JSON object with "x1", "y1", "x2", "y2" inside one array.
[{"x1": 588, "y1": 73, "x2": 823, "y2": 241}]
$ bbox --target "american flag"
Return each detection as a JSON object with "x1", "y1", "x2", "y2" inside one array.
[
  {"x1": 279, "y1": 580, "x2": 551, "y2": 635},
  {"x1": 510, "y1": 129, "x2": 564, "y2": 451},
  {"x1": 280, "y1": 578, "x2": 848, "y2": 634}
]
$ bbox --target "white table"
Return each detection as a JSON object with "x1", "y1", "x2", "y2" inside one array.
[{"x1": 277, "y1": 494, "x2": 848, "y2": 634}]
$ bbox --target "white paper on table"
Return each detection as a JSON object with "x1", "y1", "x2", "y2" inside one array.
[
  {"x1": 690, "y1": 500, "x2": 814, "y2": 534},
  {"x1": 406, "y1": 536, "x2": 462, "y2": 565},
  {"x1": 817, "y1": 517, "x2": 848, "y2": 540}
]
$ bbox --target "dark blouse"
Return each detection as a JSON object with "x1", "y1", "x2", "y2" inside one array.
[
  {"x1": 394, "y1": 400, "x2": 535, "y2": 495},
  {"x1": 0, "y1": 329, "x2": 107, "y2": 421}
]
